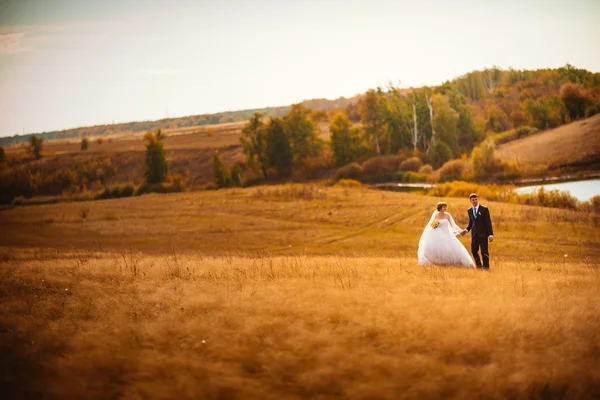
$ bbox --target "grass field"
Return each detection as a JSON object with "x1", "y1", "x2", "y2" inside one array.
[{"x1": 1, "y1": 185, "x2": 600, "y2": 399}]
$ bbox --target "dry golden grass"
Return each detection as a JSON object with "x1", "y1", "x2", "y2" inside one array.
[
  {"x1": 496, "y1": 113, "x2": 600, "y2": 169},
  {"x1": 1, "y1": 185, "x2": 600, "y2": 399}
]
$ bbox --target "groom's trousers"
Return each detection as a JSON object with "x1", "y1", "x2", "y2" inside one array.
[{"x1": 471, "y1": 235, "x2": 490, "y2": 269}]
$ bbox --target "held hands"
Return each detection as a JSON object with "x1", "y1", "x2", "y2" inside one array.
[
  {"x1": 489, "y1": 235, "x2": 494, "y2": 243},
  {"x1": 460, "y1": 229, "x2": 467, "y2": 236}
]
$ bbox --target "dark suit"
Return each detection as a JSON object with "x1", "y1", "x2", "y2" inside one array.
[{"x1": 466, "y1": 205, "x2": 494, "y2": 269}]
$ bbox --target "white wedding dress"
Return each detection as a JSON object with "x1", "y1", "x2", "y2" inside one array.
[{"x1": 417, "y1": 212, "x2": 474, "y2": 267}]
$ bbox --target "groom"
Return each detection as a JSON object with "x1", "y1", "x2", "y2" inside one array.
[{"x1": 461, "y1": 193, "x2": 494, "y2": 269}]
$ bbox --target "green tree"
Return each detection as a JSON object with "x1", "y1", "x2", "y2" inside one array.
[
  {"x1": 211, "y1": 154, "x2": 231, "y2": 188},
  {"x1": 81, "y1": 137, "x2": 89, "y2": 151},
  {"x1": 329, "y1": 112, "x2": 364, "y2": 167},
  {"x1": 359, "y1": 89, "x2": 385, "y2": 154},
  {"x1": 265, "y1": 118, "x2": 292, "y2": 177},
  {"x1": 29, "y1": 136, "x2": 43, "y2": 159},
  {"x1": 284, "y1": 103, "x2": 323, "y2": 170},
  {"x1": 240, "y1": 113, "x2": 268, "y2": 178},
  {"x1": 382, "y1": 86, "x2": 412, "y2": 153},
  {"x1": 429, "y1": 141, "x2": 453, "y2": 169},
  {"x1": 143, "y1": 129, "x2": 168, "y2": 183},
  {"x1": 230, "y1": 164, "x2": 244, "y2": 187},
  {"x1": 432, "y1": 94, "x2": 460, "y2": 153}
]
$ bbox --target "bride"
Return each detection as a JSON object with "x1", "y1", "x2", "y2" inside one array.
[{"x1": 418, "y1": 202, "x2": 474, "y2": 267}]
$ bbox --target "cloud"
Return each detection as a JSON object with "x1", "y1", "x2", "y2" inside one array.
[{"x1": 0, "y1": 32, "x2": 30, "y2": 54}]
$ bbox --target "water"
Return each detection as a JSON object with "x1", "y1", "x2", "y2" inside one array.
[{"x1": 515, "y1": 179, "x2": 600, "y2": 202}]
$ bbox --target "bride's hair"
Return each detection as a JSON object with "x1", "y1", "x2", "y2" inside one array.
[{"x1": 436, "y1": 201, "x2": 447, "y2": 211}]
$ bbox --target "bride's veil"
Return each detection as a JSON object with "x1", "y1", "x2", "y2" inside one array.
[
  {"x1": 418, "y1": 209, "x2": 438, "y2": 260},
  {"x1": 447, "y1": 213, "x2": 464, "y2": 236}
]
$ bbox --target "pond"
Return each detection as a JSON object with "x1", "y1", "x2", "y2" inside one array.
[{"x1": 514, "y1": 179, "x2": 600, "y2": 202}]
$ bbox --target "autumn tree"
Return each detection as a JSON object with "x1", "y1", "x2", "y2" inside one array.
[
  {"x1": 143, "y1": 129, "x2": 168, "y2": 183},
  {"x1": 471, "y1": 140, "x2": 501, "y2": 178},
  {"x1": 560, "y1": 82, "x2": 592, "y2": 121}
]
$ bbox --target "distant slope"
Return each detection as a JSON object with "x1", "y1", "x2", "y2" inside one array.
[
  {"x1": 496, "y1": 114, "x2": 600, "y2": 170},
  {"x1": 0, "y1": 97, "x2": 354, "y2": 147}
]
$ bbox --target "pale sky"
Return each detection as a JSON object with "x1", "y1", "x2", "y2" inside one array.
[{"x1": 0, "y1": 0, "x2": 598, "y2": 137}]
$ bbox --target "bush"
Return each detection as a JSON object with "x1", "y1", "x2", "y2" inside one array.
[
  {"x1": 437, "y1": 159, "x2": 465, "y2": 182},
  {"x1": 134, "y1": 182, "x2": 182, "y2": 196},
  {"x1": 95, "y1": 184, "x2": 135, "y2": 200},
  {"x1": 427, "y1": 181, "x2": 506, "y2": 199},
  {"x1": 402, "y1": 171, "x2": 429, "y2": 183},
  {"x1": 334, "y1": 162, "x2": 363, "y2": 181},
  {"x1": 398, "y1": 157, "x2": 423, "y2": 172},
  {"x1": 361, "y1": 155, "x2": 404, "y2": 176},
  {"x1": 81, "y1": 138, "x2": 89, "y2": 151},
  {"x1": 494, "y1": 125, "x2": 539, "y2": 145},
  {"x1": 368, "y1": 171, "x2": 428, "y2": 184},
  {"x1": 418, "y1": 164, "x2": 433, "y2": 175},
  {"x1": 333, "y1": 179, "x2": 362, "y2": 188}
]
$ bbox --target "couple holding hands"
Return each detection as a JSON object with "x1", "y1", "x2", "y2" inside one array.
[{"x1": 418, "y1": 193, "x2": 494, "y2": 269}]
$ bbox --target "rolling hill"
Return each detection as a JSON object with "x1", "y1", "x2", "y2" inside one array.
[{"x1": 496, "y1": 113, "x2": 600, "y2": 171}]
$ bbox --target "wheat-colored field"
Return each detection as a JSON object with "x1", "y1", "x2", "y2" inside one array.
[
  {"x1": 496, "y1": 113, "x2": 600, "y2": 169},
  {"x1": 1, "y1": 185, "x2": 599, "y2": 399}
]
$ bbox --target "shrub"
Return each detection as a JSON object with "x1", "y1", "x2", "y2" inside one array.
[
  {"x1": 95, "y1": 184, "x2": 135, "y2": 200},
  {"x1": 334, "y1": 162, "x2": 363, "y2": 181},
  {"x1": 333, "y1": 179, "x2": 362, "y2": 188},
  {"x1": 134, "y1": 182, "x2": 182, "y2": 196},
  {"x1": 427, "y1": 181, "x2": 504, "y2": 199},
  {"x1": 398, "y1": 157, "x2": 423, "y2": 172},
  {"x1": 494, "y1": 125, "x2": 539, "y2": 145},
  {"x1": 361, "y1": 155, "x2": 404, "y2": 176},
  {"x1": 402, "y1": 171, "x2": 429, "y2": 183},
  {"x1": 437, "y1": 159, "x2": 465, "y2": 182},
  {"x1": 12, "y1": 196, "x2": 25, "y2": 206},
  {"x1": 418, "y1": 164, "x2": 433, "y2": 175},
  {"x1": 81, "y1": 138, "x2": 89, "y2": 151}
]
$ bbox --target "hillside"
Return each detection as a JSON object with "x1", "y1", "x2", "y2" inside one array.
[
  {"x1": 496, "y1": 113, "x2": 600, "y2": 171},
  {"x1": 0, "y1": 97, "x2": 351, "y2": 147}
]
